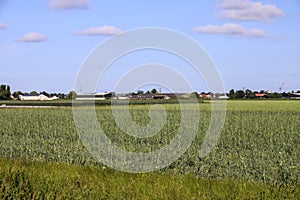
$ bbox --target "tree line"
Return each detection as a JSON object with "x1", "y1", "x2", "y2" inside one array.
[
  {"x1": 0, "y1": 84, "x2": 75, "y2": 100},
  {"x1": 0, "y1": 84, "x2": 299, "y2": 100},
  {"x1": 227, "y1": 89, "x2": 299, "y2": 99}
]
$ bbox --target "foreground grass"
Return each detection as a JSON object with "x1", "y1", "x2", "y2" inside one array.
[{"x1": 0, "y1": 159, "x2": 299, "y2": 199}]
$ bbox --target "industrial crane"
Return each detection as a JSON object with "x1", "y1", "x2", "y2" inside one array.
[{"x1": 279, "y1": 82, "x2": 285, "y2": 93}]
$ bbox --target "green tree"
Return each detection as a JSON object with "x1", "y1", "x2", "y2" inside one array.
[
  {"x1": 0, "y1": 84, "x2": 12, "y2": 100},
  {"x1": 228, "y1": 89, "x2": 235, "y2": 99},
  {"x1": 189, "y1": 92, "x2": 203, "y2": 103},
  {"x1": 136, "y1": 90, "x2": 144, "y2": 95},
  {"x1": 189, "y1": 92, "x2": 199, "y2": 98},
  {"x1": 245, "y1": 89, "x2": 255, "y2": 99},
  {"x1": 40, "y1": 91, "x2": 49, "y2": 97},
  {"x1": 151, "y1": 88, "x2": 158, "y2": 94},
  {"x1": 12, "y1": 91, "x2": 23, "y2": 98},
  {"x1": 235, "y1": 90, "x2": 245, "y2": 99},
  {"x1": 30, "y1": 91, "x2": 39, "y2": 95},
  {"x1": 67, "y1": 91, "x2": 77, "y2": 99},
  {"x1": 269, "y1": 92, "x2": 281, "y2": 99}
]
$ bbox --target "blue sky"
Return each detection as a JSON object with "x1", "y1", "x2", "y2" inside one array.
[{"x1": 0, "y1": 0, "x2": 299, "y2": 93}]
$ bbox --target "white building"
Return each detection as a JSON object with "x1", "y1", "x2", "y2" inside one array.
[
  {"x1": 19, "y1": 94, "x2": 59, "y2": 101},
  {"x1": 218, "y1": 95, "x2": 229, "y2": 99},
  {"x1": 291, "y1": 93, "x2": 300, "y2": 99},
  {"x1": 75, "y1": 92, "x2": 114, "y2": 100}
]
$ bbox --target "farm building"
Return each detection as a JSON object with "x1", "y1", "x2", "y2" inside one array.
[
  {"x1": 75, "y1": 92, "x2": 115, "y2": 100},
  {"x1": 199, "y1": 93, "x2": 213, "y2": 99},
  {"x1": 19, "y1": 94, "x2": 59, "y2": 101},
  {"x1": 255, "y1": 93, "x2": 266, "y2": 98},
  {"x1": 218, "y1": 95, "x2": 229, "y2": 99},
  {"x1": 130, "y1": 93, "x2": 155, "y2": 99},
  {"x1": 290, "y1": 93, "x2": 300, "y2": 99},
  {"x1": 130, "y1": 93, "x2": 190, "y2": 100},
  {"x1": 116, "y1": 96, "x2": 130, "y2": 100},
  {"x1": 159, "y1": 93, "x2": 190, "y2": 99}
]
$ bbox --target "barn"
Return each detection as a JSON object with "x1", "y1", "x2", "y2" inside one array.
[
  {"x1": 75, "y1": 92, "x2": 115, "y2": 100},
  {"x1": 19, "y1": 94, "x2": 58, "y2": 101}
]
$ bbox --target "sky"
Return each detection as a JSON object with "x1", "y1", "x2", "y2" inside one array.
[{"x1": 0, "y1": 0, "x2": 299, "y2": 93}]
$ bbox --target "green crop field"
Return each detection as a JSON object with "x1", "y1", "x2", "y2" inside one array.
[{"x1": 0, "y1": 100, "x2": 299, "y2": 199}]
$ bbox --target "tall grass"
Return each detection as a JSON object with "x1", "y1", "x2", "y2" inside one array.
[{"x1": 1, "y1": 159, "x2": 299, "y2": 199}]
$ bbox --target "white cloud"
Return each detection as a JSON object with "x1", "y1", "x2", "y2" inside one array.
[
  {"x1": 49, "y1": 0, "x2": 90, "y2": 10},
  {"x1": 217, "y1": 0, "x2": 284, "y2": 21},
  {"x1": 192, "y1": 23, "x2": 268, "y2": 38},
  {"x1": 18, "y1": 32, "x2": 47, "y2": 42},
  {"x1": 0, "y1": 23, "x2": 6, "y2": 29},
  {"x1": 73, "y1": 25, "x2": 124, "y2": 36}
]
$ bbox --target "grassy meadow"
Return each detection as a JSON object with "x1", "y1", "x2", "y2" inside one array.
[{"x1": 0, "y1": 100, "x2": 299, "y2": 199}]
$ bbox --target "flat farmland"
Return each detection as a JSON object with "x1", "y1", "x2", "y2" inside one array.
[{"x1": 0, "y1": 100, "x2": 299, "y2": 199}]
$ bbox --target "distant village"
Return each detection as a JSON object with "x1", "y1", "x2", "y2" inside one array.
[{"x1": 0, "y1": 84, "x2": 299, "y2": 101}]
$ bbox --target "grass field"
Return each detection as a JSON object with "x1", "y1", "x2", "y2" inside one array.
[{"x1": 0, "y1": 100, "x2": 299, "y2": 199}]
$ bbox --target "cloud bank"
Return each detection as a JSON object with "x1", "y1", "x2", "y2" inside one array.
[
  {"x1": 0, "y1": 23, "x2": 6, "y2": 29},
  {"x1": 18, "y1": 32, "x2": 47, "y2": 42},
  {"x1": 192, "y1": 23, "x2": 267, "y2": 38},
  {"x1": 49, "y1": 0, "x2": 90, "y2": 10},
  {"x1": 217, "y1": 0, "x2": 284, "y2": 21},
  {"x1": 73, "y1": 25, "x2": 124, "y2": 36}
]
